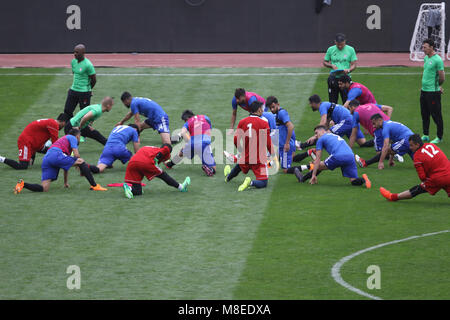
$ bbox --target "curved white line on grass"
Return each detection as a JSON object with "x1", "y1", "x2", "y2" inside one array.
[{"x1": 331, "y1": 229, "x2": 450, "y2": 300}]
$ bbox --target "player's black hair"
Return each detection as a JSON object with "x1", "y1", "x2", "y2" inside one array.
[
  {"x1": 337, "y1": 75, "x2": 352, "y2": 84},
  {"x1": 161, "y1": 143, "x2": 173, "y2": 153},
  {"x1": 370, "y1": 113, "x2": 383, "y2": 121},
  {"x1": 314, "y1": 125, "x2": 327, "y2": 132},
  {"x1": 57, "y1": 113, "x2": 70, "y2": 122},
  {"x1": 121, "y1": 91, "x2": 132, "y2": 102},
  {"x1": 127, "y1": 123, "x2": 140, "y2": 136},
  {"x1": 249, "y1": 101, "x2": 263, "y2": 114},
  {"x1": 181, "y1": 109, "x2": 195, "y2": 122},
  {"x1": 335, "y1": 33, "x2": 346, "y2": 42},
  {"x1": 423, "y1": 38, "x2": 435, "y2": 49},
  {"x1": 348, "y1": 100, "x2": 360, "y2": 108},
  {"x1": 266, "y1": 96, "x2": 278, "y2": 107},
  {"x1": 68, "y1": 128, "x2": 81, "y2": 136},
  {"x1": 409, "y1": 134, "x2": 424, "y2": 147},
  {"x1": 308, "y1": 94, "x2": 321, "y2": 104},
  {"x1": 234, "y1": 88, "x2": 246, "y2": 99}
]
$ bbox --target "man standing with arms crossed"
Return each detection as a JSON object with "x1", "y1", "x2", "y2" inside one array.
[
  {"x1": 323, "y1": 33, "x2": 358, "y2": 104},
  {"x1": 420, "y1": 39, "x2": 445, "y2": 144}
]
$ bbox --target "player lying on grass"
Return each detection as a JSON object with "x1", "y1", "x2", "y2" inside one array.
[
  {"x1": 338, "y1": 75, "x2": 377, "y2": 109},
  {"x1": 355, "y1": 114, "x2": 414, "y2": 170},
  {"x1": 347, "y1": 99, "x2": 393, "y2": 148},
  {"x1": 14, "y1": 128, "x2": 107, "y2": 193},
  {"x1": 306, "y1": 94, "x2": 374, "y2": 148},
  {"x1": 228, "y1": 88, "x2": 266, "y2": 135},
  {"x1": 224, "y1": 101, "x2": 275, "y2": 191},
  {"x1": 64, "y1": 96, "x2": 114, "y2": 145},
  {"x1": 123, "y1": 144, "x2": 191, "y2": 199},
  {"x1": 1, "y1": 113, "x2": 69, "y2": 170},
  {"x1": 87, "y1": 124, "x2": 140, "y2": 174},
  {"x1": 380, "y1": 134, "x2": 450, "y2": 201},
  {"x1": 164, "y1": 110, "x2": 216, "y2": 176},
  {"x1": 294, "y1": 125, "x2": 371, "y2": 188},
  {"x1": 118, "y1": 92, "x2": 173, "y2": 145}
]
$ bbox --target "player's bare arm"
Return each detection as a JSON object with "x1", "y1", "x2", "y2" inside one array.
[
  {"x1": 438, "y1": 70, "x2": 445, "y2": 93},
  {"x1": 323, "y1": 60, "x2": 337, "y2": 70},
  {"x1": 228, "y1": 109, "x2": 237, "y2": 134},
  {"x1": 72, "y1": 148, "x2": 81, "y2": 158},
  {"x1": 284, "y1": 121, "x2": 294, "y2": 152},
  {"x1": 345, "y1": 60, "x2": 357, "y2": 74},
  {"x1": 133, "y1": 140, "x2": 140, "y2": 154},
  {"x1": 310, "y1": 149, "x2": 322, "y2": 184},
  {"x1": 181, "y1": 127, "x2": 190, "y2": 142},
  {"x1": 117, "y1": 111, "x2": 133, "y2": 126},
  {"x1": 89, "y1": 74, "x2": 97, "y2": 90},
  {"x1": 64, "y1": 170, "x2": 69, "y2": 188},
  {"x1": 319, "y1": 114, "x2": 328, "y2": 127},
  {"x1": 348, "y1": 127, "x2": 358, "y2": 148},
  {"x1": 79, "y1": 111, "x2": 94, "y2": 129},
  {"x1": 378, "y1": 138, "x2": 391, "y2": 170},
  {"x1": 381, "y1": 105, "x2": 394, "y2": 118}
]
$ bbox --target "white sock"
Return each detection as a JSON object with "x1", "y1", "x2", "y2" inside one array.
[
  {"x1": 0, "y1": 156, "x2": 5, "y2": 163},
  {"x1": 177, "y1": 184, "x2": 183, "y2": 191},
  {"x1": 300, "y1": 164, "x2": 309, "y2": 171}
]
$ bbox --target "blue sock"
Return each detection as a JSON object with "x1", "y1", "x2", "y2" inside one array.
[{"x1": 251, "y1": 180, "x2": 268, "y2": 189}]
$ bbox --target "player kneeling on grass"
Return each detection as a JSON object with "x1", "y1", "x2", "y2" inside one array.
[
  {"x1": 294, "y1": 125, "x2": 371, "y2": 188},
  {"x1": 224, "y1": 101, "x2": 275, "y2": 191},
  {"x1": 89, "y1": 124, "x2": 140, "y2": 174},
  {"x1": 1, "y1": 113, "x2": 69, "y2": 170},
  {"x1": 14, "y1": 128, "x2": 107, "y2": 194},
  {"x1": 123, "y1": 144, "x2": 190, "y2": 199},
  {"x1": 380, "y1": 134, "x2": 450, "y2": 201},
  {"x1": 164, "y1": 110, "x2": 216, "y2": 176}
]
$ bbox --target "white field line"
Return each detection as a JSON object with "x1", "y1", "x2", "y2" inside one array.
[
  {"x1": 0, "y1": 72, "x2": 424, "y2": 77},
  {"x1": 331, "y1": 229, "x2": 450, "y2": 300}
]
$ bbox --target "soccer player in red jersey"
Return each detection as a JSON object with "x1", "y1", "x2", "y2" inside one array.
[
  {"x1": 123, "y1": 144, "x2": 191, "y2": 198},
  {"x1": 380, "y1": 134, "x2": 450, "y2": 201},
  {"x1": 224, "y1": 101, "x2": 275, "y2": 191},
  {"x1": 0, "y1": 113, "x2": 69, "y2": 170}
]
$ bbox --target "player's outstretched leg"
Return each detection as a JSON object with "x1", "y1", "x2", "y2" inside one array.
[
  {"x1": 350, "y1": 174, "x2": 371, "y2": 189},
  {"x1": 156, "y1": 172, "x2": 190, "y2": 192},
  {"x1": 123, "y1": 183, "x2": 134, "y2": 199},
  {"x1": 225, "y1": 164, "x2": 241, "y2": 182},
  {"x1": 78, "y1": 162, "x2": 107, "y2": 191},
  {"x1": 294, "y1": 168, "x2": 321, "y2": 183},
  {"x1": 238, "y1": 177, "x2": 252, "y2": 192},
  {"x1": 380, "y1": 185, "x2": 427, "y2": 201},
  {"x1": 1, "y1": 156, "x2": 30, "y2": 170}
]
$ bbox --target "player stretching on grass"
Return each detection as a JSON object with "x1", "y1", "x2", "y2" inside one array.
[
  {"x1": 228, "y1": 88, "x2": 265, "y2": 135},
  {"x1": 338, "y1": 75, "x2": 377, "y2": 109},
  {"x1": 118, "y1": 92, "x2": 172, "y2": 145},
  {"x1": 165, "y1": 110, "x2": 216, "y2": 176},
  {"x1": 294, "y1": 125, "x2": 371, "y2": 188},
  {"x1": 14, "y1": 128, "x2": 107, "y2": 194},
  {"x1": 355, "y1": 114, "x2": 414, "y2": 170},
  {"x1": 0, "y1": 113, "x2": 69, "y2": 170},
  {"x1": 224, "y1": 101, "x2": 275, "y2": 191},
  {"x1": 123, "y1": 144, "x2": 191, "y2": 199},
  {"x1": 380, "y1": 134, "x2": 450, "y2": 201},
  {"x1": 89, "y1": 124, "x2": 140, "y2": 174},
  {"x1": 64, "y1": 96, "x2": 114, "y2": 145}
]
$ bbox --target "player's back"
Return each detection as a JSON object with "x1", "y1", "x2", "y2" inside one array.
[
  {"x1": 318, "y1": 133, "x2": 353, "y2": 157},
  {"x1": 106, "y1": 125, "x2": 138, "y2": 146},
  {"x1": 383, "y1": 121, "x2": 413, "y2": 142},
  {"x1": 132, "y1": 97, "x2": 166, "y2": 120},
  {"x1": 21, "y1": 119, "x2": 58, "y2": 147},
  {"x1": 350, "y1": 82, "x2": 376, "y2": 104},
  {"x1": 131, "y1": 145, "x2": 170, "y2": 163},
  {"x1": 236, "y1": 115, "x2": 271, "y2": 164},
  {"x1": 355, "y1": 104, "x2": 389, "y2": 135},
  {"x1": 185, "y1": 115, "x2": 212, "y2": 138},
  {"x1": 262, "y1": 112, "x2": 276, "y2": 131},
  {"x1": 414, "y1": 143, "x2": 450, "y2": 179},
  {"x1": 320, "y1": 102, "x2": 352, "y2": 123},
  {"x1": 49, "y1": 135, "x2": 77, "y2": 155}
]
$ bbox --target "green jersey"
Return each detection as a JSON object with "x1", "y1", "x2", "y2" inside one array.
[
  {"x1": 70, "y1": 104, "x2": 103, "y2": 129},
  {"x1": 422, "y1": 54, "x2": 444, "y2": 92},
  {"x1": 324, "y1": 45, "x2": 357, "y2": 77},
  {"x1": 70, "y1": 58, "x2": 96, "y2": 92}
]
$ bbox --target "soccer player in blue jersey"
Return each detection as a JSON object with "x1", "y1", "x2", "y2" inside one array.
[
  {"x1": 294, "y1": 125, "x2": 371, "y2": 188},
  {"x1": 118, "y1": 92, "x2": 171, "y2": 145},
  {"x1": 306, "y1": 94, "x2": 373, "y2": 147},
  {"x1": 89, "y1": 124, "x2": 140, "y2": 173},
  {"x1": 165, "y1": 110, "x2": 216, "y2": 176},
  {"x1": 14, "y1": 128, "x2": 107, "y2": 194}
]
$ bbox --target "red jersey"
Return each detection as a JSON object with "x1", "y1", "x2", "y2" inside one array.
[
  {"x1": 234, "y1": 115, "x2": 272, "y2": 165},
  {"x1": 19, "y1": 118, "x2": 59, "y2": 150},
  {"x1": 130, "y1": 145, "x2": 171, "y2": 163},
  {"x1": 413, "y1": 143, "x2": 450, "y2": 181}
]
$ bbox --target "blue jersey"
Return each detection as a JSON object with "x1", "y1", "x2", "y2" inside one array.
[
  {"x1": 231, "y1": 96, "x2": 259, "y2": 111},
  {"x1": 316, "y1": 133, "x2": 353, "y2": 157},
  {"x1": 262, "y1": 112, "x2": 276, "y2": 131},
  {"x1": 106, "y1": 125, "x2": 139, "y2": 147},
  {"x1": 352, "y1": 111, "x2": 360, "y2": 128},
  {"x1": 381, "y1": 120, "x2": 414, "y2": 143},
  {"x1": 275, "y1": 108, "x2": 296, "y2": 146},
  {"x1": 130, "y1": 97, "x2": 167, "y2": 124},
  {"x1": 319, "y1": 102, "x2": 353, "y2": 124}
]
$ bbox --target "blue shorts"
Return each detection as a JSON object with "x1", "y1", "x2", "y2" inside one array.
[
  {"x1": 279, "y1": 142, "x2": 295, "y2": 169},
  {"x1": 41, "y1": 149, "x2": 77, "y2": 181},
  {"x1": 331, "y1": 120, "x2": 364, "y2": 140},
  {"x1": 98, "y1": 144, "x2": 133, "y2": 166},
  {"x1": 374, "y1": 129, "x2": 384, "y2": 152},
  {"x1": 145, "y1": 115, "x2": 170, "y2": 134},
  {"x1": 391, "y1": 138, "x2": 414, "y2": 158},
  {"x1": 183, "y1": 140, "x2": 216, "y2": 167},
  {"x1": 324, "y1": 153, "x2": 358, "y2": 179}
]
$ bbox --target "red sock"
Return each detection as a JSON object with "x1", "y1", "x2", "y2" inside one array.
[{"x1": 391, "y1": 193, "x2": 399, "y2": 201}]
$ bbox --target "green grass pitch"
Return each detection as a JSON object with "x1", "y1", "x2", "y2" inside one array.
[{"x1": 0, "y1": 66, "x2": 448, "y2": 299}]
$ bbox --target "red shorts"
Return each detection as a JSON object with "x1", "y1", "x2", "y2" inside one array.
[
  {"x1": 420, "y1": 175, "x2": 450, "y2": 196},
  {"x1": 239, "y1": 163, "x2": 268, "y2": 180},
  {"x1": 17, "y1": 137, "x2": 37, "y2": 162},
  {"x1": 124, "y1": 160, "x2": 163, "y2": 184}
]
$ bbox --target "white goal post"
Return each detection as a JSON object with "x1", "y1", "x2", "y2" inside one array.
[{"x1": 410, "y1": 2, "x2": 446, "y2": 61}]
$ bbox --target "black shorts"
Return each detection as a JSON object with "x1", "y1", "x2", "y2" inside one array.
[{"x1": 64, "y1": 89, "x2": 92, "y2": 118}]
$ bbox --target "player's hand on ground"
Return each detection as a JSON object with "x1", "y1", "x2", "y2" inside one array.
[
  {"x1": 378, "y1": 162, "x2": 385, "y2": 170},
  {"x1": 284, "y1": 143, "x2": 290, "y2": 152},
  {"x1": 389, "y1": 159, "x2": 395, "y2": 167},
  {"x1": 310, "y1": 175, "x2": 318, "y2": 184},
  {"x1": 64, "y1": 183, "x2": 70, "y2": 188}
]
